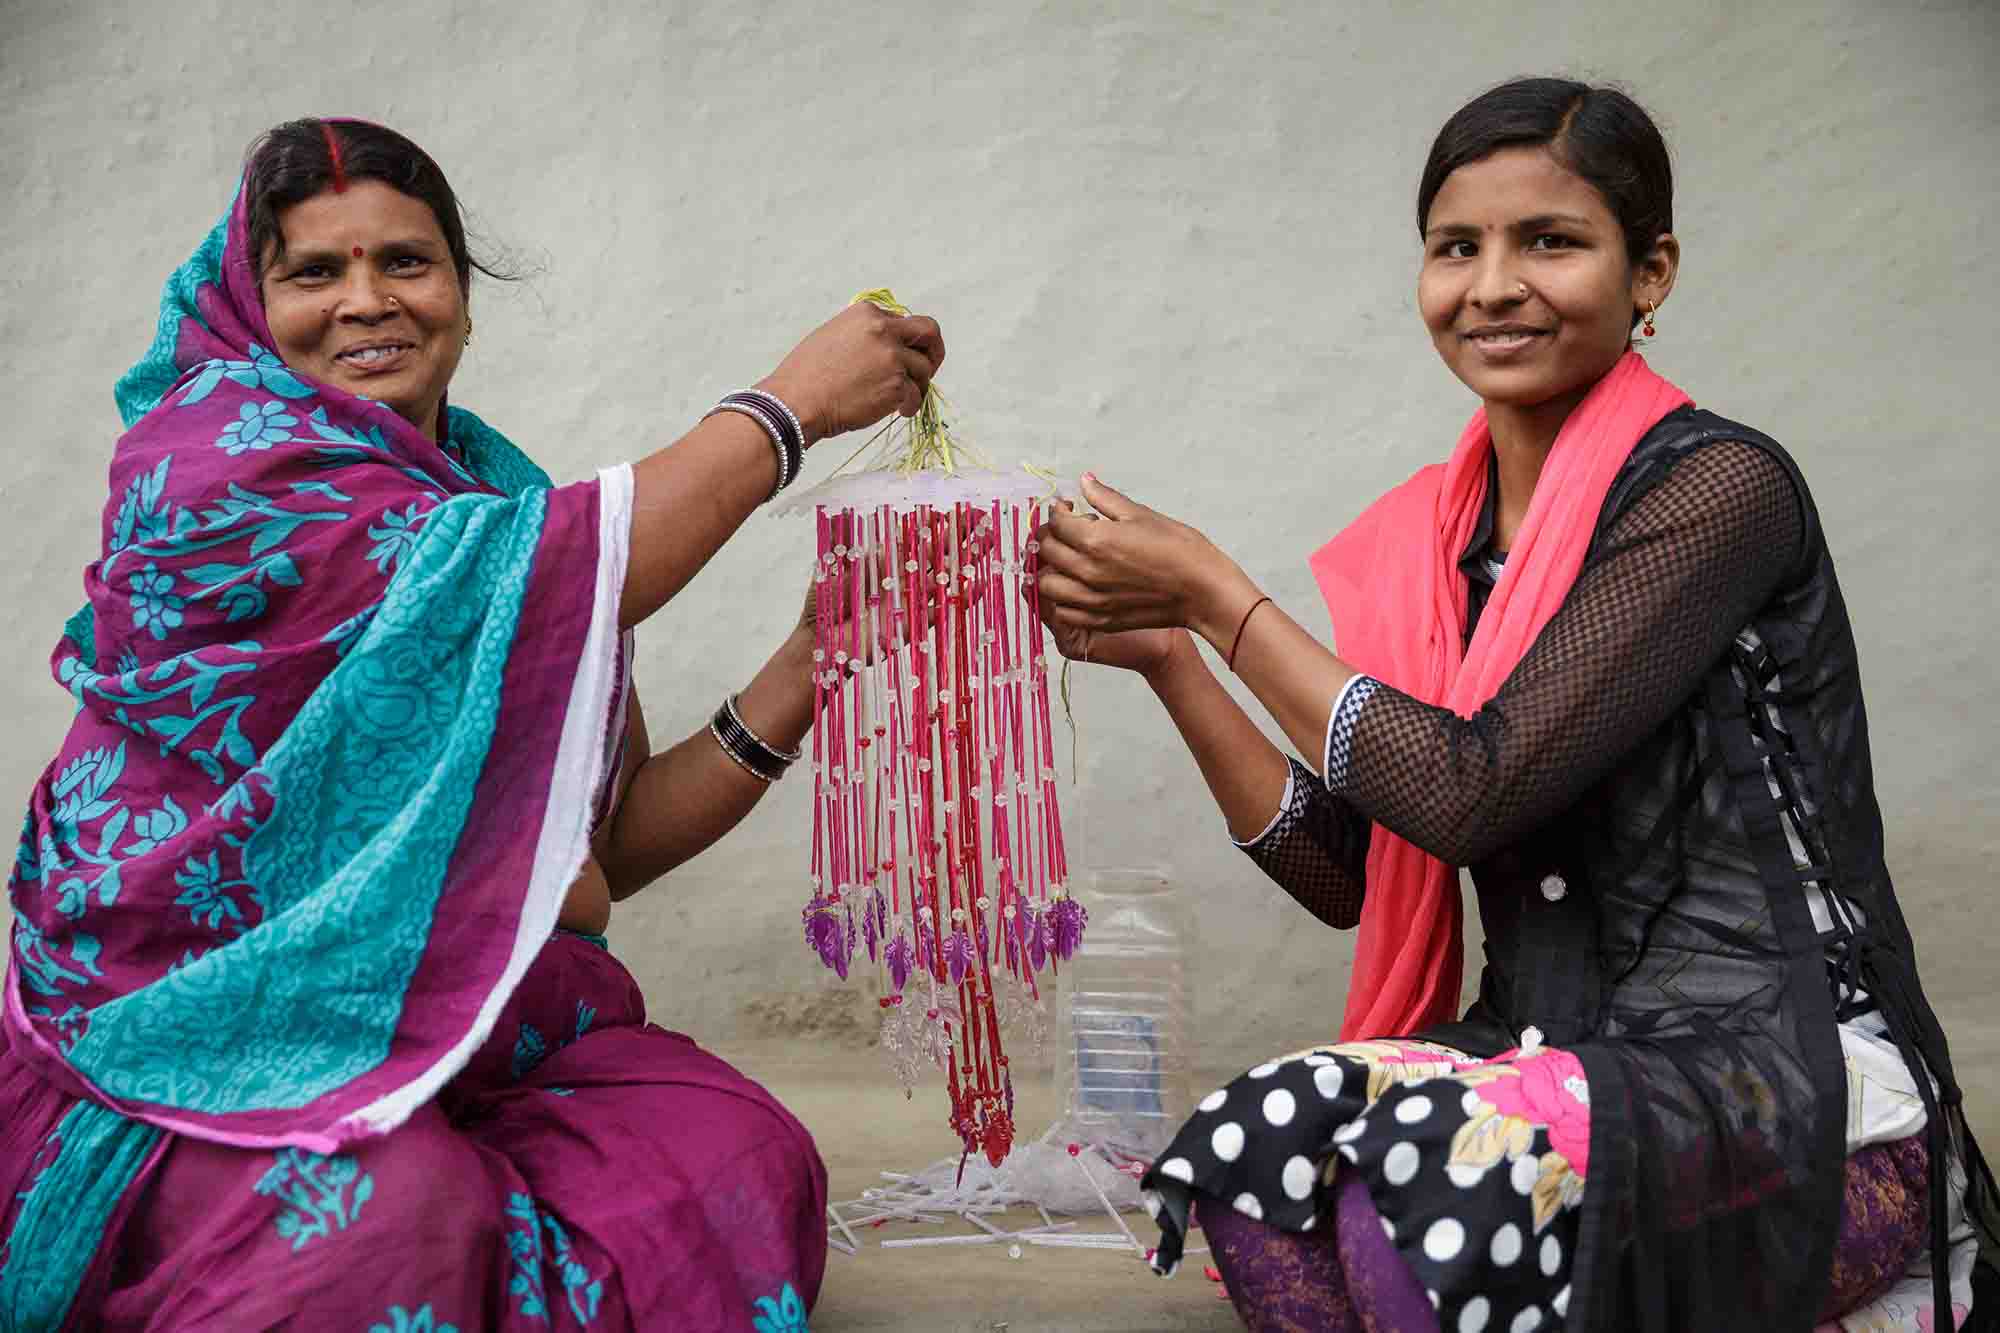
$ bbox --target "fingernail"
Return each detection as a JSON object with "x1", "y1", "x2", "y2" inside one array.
[{"x1": 1083, "y1": 471, "x2": 1099, "y2": 484}]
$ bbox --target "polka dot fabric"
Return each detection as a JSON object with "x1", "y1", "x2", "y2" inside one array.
[{"x1": 1142, "y1": 1038, "x2": 1588, "y2": 1332}]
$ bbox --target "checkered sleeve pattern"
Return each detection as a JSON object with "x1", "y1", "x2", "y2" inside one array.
[
  {"x1": 1238, "y1": 756, "x2": 1372, "y2": 928},
  {"x1": 1336, "y1": 440, "x2": 1805, "y2": 868}
]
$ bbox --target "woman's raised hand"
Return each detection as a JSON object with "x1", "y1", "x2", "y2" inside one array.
[
  {"x1": 1035, "y1": 475, "x2": 1260, "y2": 659},
  {"x1": 759, "y1": 303, "x2": 946, "y2": 447}
]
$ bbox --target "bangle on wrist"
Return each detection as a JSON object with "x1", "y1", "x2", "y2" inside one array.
[
  {"x1": 704, "y1": 389, "x2": 805, "y2": 500},
  {"x1": 1226, "y1": 595, "x2": 1273, "y2": 671},
  {"x1": 735, "y1": 388, "x2": 808, "y2": 455},
  {"x1": 709, "y1": 692, "x2": 802, "y2": 783}
]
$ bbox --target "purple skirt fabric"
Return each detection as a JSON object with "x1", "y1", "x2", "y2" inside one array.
[
  {"x1": 1, "y1": 932, "x2": 827, "y2": 1331},
  {"x1": 1196, "y1": 1135, "x2": 1930, "y2": 1333}
]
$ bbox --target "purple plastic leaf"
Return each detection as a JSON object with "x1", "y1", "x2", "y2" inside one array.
[
  {"x1": 1024, "y1": 905, "x2": 1047, "y2": 972},
  {"x1": 943, "y1": 928, "x2": 975, "y2": 986},
  {"x1": 886, "y1": 931, "x2": 914, "y2": 993},
  {"x1": 803, "y1": 896, "x2": 846, "y2": 976},
  {"x1": 1050, "y1": 897, "x2": 1087, "y2": 962}
]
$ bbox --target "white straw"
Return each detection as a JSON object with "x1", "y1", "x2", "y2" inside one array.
[
  {"x1": 827, "y1": 1204, "x2": 861, "y2": 1252},
  {"x1": 1071, "y1": 1147, "x2": 1146, "y2": 1255}
]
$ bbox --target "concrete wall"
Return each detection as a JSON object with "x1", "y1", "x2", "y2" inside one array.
[{"x1": 4, "y1": 1, "x2": 1994, "y2": 1124}]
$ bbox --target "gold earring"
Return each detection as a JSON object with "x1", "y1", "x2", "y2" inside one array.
[
  {"x1": 464, "y1": 317, "x2": 473, "y2": 347},
  {"x1": 1641, "y1": 300, "x2": 1658, "y2": 338}
]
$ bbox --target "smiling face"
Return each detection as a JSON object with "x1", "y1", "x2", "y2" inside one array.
[
  {"x1": 1418, "y1": 146, "x2": 1676, "y2": 439},
  {"x1": 258, "y1": 179, "x2": 468, "y2": 440}
]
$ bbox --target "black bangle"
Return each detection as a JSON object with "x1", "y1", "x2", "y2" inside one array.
[
  {"x1": 704, "y1": 398, "x2": 794, "y2": 499},
  {"x1": 721, "y1": 390, "x2": 805, "y2": 456},
  {"x1": 709, "y1": 694, "x2": 798, "y2": 783},
  {"x1": 717, "y1": 389, "x2": 805, "y2": 498}
]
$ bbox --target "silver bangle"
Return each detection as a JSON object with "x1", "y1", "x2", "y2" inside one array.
[
  {"x1": 704, "y1": 400, "x2": 793, "y2": 498},
  {"x1": 758, "y1": 391, "x2": 808, "y2": 456}
]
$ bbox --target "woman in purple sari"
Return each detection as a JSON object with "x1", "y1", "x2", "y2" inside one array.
[{"x1": 0, "y1": 118, "x2": 944, "y2": 1331}]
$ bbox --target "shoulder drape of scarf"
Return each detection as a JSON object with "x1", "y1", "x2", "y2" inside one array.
[{"x1": 1308, "y1": 351, "x2": 1691, "y2": 1040}]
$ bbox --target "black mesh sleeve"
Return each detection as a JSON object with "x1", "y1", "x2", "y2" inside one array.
[
  {"x1": 1239, "y1": 756, "x2": 1372, "y2": 928},
  {"x1": 1335, "y1": 440, "x2": 1806, "y2": 867}
]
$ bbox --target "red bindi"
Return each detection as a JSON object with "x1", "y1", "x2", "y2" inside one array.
[{"x1": 351, "y1": 246, "x2": 364, "y2": 258}]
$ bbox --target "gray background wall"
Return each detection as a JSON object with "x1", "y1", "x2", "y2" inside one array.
[{"x1": 3, "y1": 1, "x2": 1994, "y2": 1138}]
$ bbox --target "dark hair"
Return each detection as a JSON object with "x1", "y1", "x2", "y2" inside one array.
[
  {"x1": 242, "y1": 118, "x2": 505, "y2": 296},
  {"x1": 1418, "y1": 78, "x2": 1673, "y2": 321}
]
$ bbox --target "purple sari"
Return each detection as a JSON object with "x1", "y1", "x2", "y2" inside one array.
[{"x1": 0, "y1": 150, "x2": 825, "y2": 1330}]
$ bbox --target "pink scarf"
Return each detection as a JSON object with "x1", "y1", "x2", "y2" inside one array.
[{"x1": 1307, "y1": 351, "x2": 1691, "y2": 1040}]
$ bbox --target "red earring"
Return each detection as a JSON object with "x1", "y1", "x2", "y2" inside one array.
[{"x1": 1641, "y1": 300, "x2": 1658, "y2": 338}]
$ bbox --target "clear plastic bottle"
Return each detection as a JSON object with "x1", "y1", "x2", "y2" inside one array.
[{"x1": 1055, "y1": 867, "x2": 1193, "y2": 1164}]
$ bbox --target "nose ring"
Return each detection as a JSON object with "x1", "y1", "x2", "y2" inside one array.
[{"x1": 1514, "y1": 283, "x2": 1528, "y2": 300}]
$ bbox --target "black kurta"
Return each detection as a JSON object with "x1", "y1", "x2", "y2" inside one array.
[{"x1": 1241, "y1": 407, "x2": 1993, "y2": 1329}]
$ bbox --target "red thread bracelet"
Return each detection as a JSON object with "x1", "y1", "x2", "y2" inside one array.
[{"x1": 1226, "y1": 595, "x2": 1273, "y2": 670}]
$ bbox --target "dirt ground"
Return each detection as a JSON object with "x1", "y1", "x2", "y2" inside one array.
[
  {"x1": 716, "y1": 1037, "x2": 1239, "y2": 1333},
  {"x1": 716, "y1": 1008, "x2": 1999, "y2": 1333}
]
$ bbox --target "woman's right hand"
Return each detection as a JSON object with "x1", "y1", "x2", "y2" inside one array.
[{"x1": 758, "y1": 303, "x2": 946, "y2": 447}]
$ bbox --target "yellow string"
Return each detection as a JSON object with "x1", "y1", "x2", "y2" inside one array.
[
  {"x1": 1019, "y1": 468, "x2": 1084, "y2": 783},
  {"x1": 849, "y1": 289, "x2": 1080, "y2": 779},
  {"x1": 848, "y1": 288, "x2": 987, "y2": 476}
]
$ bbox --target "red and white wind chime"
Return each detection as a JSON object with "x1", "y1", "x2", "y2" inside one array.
[{"x1": 776, "y1": 293, "x2": 1085, "y2": 1166}]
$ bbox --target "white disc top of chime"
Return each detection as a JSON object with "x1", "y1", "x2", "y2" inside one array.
[{"x1": 772, "y1": 466, "x2": 1080, "y2": 518}]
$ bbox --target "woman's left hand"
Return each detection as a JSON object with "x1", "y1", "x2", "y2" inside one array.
[
  {"x1": 1035, "y1": 475, "x2": 1260, "y2": 649},
  {"x1": 794, "y1": 553, "x2": 894, "y2": 666}
]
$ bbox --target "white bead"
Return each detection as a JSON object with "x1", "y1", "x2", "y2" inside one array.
[{"x1": 1539, "y1": 873, "x2": 1566, "y2": 901}]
